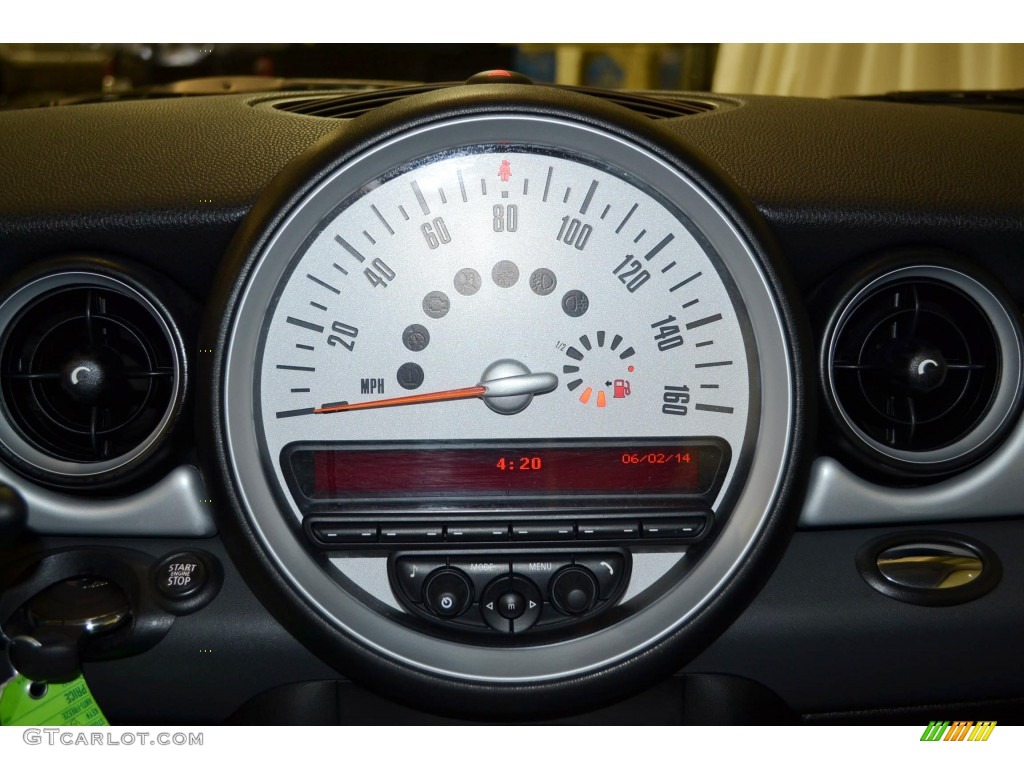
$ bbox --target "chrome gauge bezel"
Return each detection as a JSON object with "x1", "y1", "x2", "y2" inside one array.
[{"x1": 219, "y1": 106, "x2": 797, "y2": 687}]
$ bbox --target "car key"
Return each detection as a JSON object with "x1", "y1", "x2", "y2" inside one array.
[{"x1": 0, "y1": 577, "x2": 128, "y2": 725}]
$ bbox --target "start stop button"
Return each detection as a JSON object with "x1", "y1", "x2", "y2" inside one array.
[{"x1": 154, "y1": 552, "x2": 207, "y2": 599}]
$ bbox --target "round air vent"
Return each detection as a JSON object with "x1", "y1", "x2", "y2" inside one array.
[
  {"x1": 822, "y1": 262, "x2": 1023, "y2": 473},
  {"x1": 0, "y1": 266, "x2": 187, "y2": 486}
]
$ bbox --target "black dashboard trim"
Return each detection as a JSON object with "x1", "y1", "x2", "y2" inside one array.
[{"x1": 3, "y1": 81, "x2": 1023, "y2": 724}]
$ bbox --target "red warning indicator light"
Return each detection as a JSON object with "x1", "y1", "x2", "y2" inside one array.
[
  {"x1": 465, "y1": 70, "x2": 533, "y2": 86},
  {"x1": 498, "y1": 160, "x2": 512, "y2": 182}
]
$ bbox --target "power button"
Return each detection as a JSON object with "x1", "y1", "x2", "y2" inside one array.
[{"x1": 423, "y1": 568, "x2": 473, "y2": 618}]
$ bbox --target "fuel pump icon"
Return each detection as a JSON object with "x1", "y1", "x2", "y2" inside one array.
[{"x1": 613, "y1": 379, "x2": 631, "y2": 399}]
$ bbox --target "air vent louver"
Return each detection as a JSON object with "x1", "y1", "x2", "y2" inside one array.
[
  {"x1": 824, "y1": 264, "x2": 1023, "y2": 472},
  {"x1": 0, "y1": 269, "x2": 185, "y2": 484},
  {"x1": 274, "y1": 83, "x2": 454, "y2": 119},
  {"x1": 273, "y1": 84, "x2": 715, "y2": 120}
]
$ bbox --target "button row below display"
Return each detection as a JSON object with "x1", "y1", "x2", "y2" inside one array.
[
  {"x1": 394, "y1": 556, "x2": 510, "y2": 604},
  {"x1": 573, "y1": 554, "x2": 624, "y2": 600},
  {"x1": 481, "y1": 575, "x2": 543, "y2": 633},
  {"x1": 422, "y1": 569, "x2": 473, "y2": 618},
  {"x1": 312, "y1": 516, "x2": 707, "y2": 546},
  {"x1": 549, "y1": 567, "x2": 599, "y2": 615},
  {"x1": 394, "y1": 553, "x2": 628, "y2": 634},
  {"x1": 394, "y1": 553, "x2": 628, "y2": 605}
]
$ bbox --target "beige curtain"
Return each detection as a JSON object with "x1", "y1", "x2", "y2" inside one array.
[{"x1": 712, "y1": 44, "x2": 1024, "y2": 97}]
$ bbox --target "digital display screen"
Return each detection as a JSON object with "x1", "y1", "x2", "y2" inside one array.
[{"x1": 287, "y1": 440, "x2": 727, "y2": 500}]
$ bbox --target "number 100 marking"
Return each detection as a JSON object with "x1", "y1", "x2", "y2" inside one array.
[{"x1": 557, "y1": 216, "x2": 592, "y2": 250}]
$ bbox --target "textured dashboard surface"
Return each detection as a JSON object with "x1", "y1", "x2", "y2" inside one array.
[
  {"x1": 1, "y1": 88, "x2": 1023, "y2": 723},
  {"x1": 2, "y1": 94, "x2": 1023, "y2": 298}
]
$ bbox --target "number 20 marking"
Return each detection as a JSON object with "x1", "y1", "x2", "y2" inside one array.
[{"x1": 327, "y1": 321, "x2": 359, "y2": 350}]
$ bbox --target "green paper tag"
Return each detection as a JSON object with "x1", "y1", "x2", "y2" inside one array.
[{"x1": 0, "y1": 673, "x2": 109, "y2": 726}]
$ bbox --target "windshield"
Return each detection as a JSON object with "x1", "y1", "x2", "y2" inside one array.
[{"x1": 3, "y1": 43, "x2": 1023, "y2": 111}]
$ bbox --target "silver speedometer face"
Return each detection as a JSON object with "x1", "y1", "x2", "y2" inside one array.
[
  {"x1": 223, "y1": 110, "x2": 794, "y2": 685},
  {"x1": 259, "y1": 147, "x2": 751, "y2": 514}
]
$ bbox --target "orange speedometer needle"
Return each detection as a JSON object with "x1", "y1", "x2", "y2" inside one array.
[
  {"x1": 314, "y1": 385, "x2": 487, "y2": 413},
  {"x1": 314, "y1": 370, "x2": 558, "y2": 414}
]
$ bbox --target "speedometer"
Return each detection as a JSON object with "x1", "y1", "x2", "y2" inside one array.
[
  {"x1": 262, "y1": 144, "x2": 749, "y2": 510},
  {"x1": 209, "y1": 86, "x2": 805, "y2": 716}
]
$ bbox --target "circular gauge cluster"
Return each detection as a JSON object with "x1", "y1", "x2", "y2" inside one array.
[{"x1": 211, "y1": 87, "x2": 803, "y2": 715}]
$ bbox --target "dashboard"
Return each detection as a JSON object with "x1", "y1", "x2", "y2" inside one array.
[{"x1": 1, "y1": 74, "x2": 1023, "y2": 724}]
